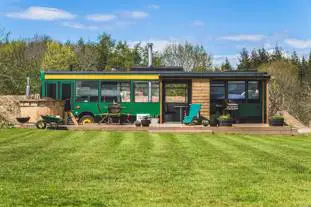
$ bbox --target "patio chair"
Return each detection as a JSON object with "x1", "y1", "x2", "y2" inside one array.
[{"x1": 183, "y1": 104, "x2": 201, "y2": 125}]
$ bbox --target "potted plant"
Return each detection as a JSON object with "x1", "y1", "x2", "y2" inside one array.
[
  {"x1": 269, "y1": 115, "x2": 284, "y2": 126},
  {"x1": 217, "y1": 114, "x2": 232, "y2": 127},
  {"x1": 141, "y1": 116, "x2": 151, "y2": 127},
  {"x1": 135, "y1": 120, "x2": 141, "y2": 127},
  {"x1": 202, "y1": 119, "x2": 209, "y2": 127},
  {"x1": 209, "y1": 114, "x2": 218, "y2": 127}
]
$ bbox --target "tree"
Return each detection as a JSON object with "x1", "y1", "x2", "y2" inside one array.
[
  {"x1": 96, "y1": 33, "x2": 115, "y2": 70},
  {"x1": 271, "y1": 45, "x2": 283, "y2": 61},
  {"x1": 41, "y1": 41, "x2": 77, "y2": 70},
  {"x1": 237, "y1": 48, "x2": 251, "y2": 71},
  {"x1": 73, "y1": 38, "x2": 98, "y2": 71},
  {"x1": 257, "y1": 48, "x2": 270, "y2": 64},
  {"x1": 221, "y1": 58, "x2": 233, "y2": 71},
  {"x1": 290, "y1": 51, "x2": 300, "y2": 66},
  {"x1": 250, "y1": 49, "x2": 261, "y2": 69},
  {"x1": 161, "y1": 42, "x2": 212, "y2": 72}
]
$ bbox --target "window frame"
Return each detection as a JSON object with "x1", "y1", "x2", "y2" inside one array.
[
  {"x1": 100, "y1": 80, "x2": 131, "y2": 103},
  {"x1": 134, "y1": 81, "x2": 160, "y2": 103},
  {"x1": 75, "y1": 80, "x2": 99, "y2": 103}
]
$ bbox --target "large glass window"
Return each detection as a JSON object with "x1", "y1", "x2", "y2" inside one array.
[
  {"x1": 211, "y1": 81, "x2": 225, "y2": 100},
  {"x1": 228, "y1": 81, "x2": 246, "y2": 100},
  {"x1": 248, "y1": 81, "x2": 259, "y2": 100},
  {"x1": 101, "y1": 81, "x2": 130, "y2": 103},
  {"x1": 165, "y1": 83, "x2": 188, "y2": 103},
  {"x1": 76, "y1": 81, "x2": 99, "y2": 102},
  {"x1": 134, "y1": 81, "x2": 159, "y2": 103}
]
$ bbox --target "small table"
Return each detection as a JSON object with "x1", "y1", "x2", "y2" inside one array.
[{"x1": 174, "y1": 105, "x2": 188, "y2": 123}]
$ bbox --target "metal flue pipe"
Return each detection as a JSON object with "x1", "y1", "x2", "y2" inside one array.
[
  {"x1": 26, "y1": 77, "x2": 30, "y2": 98},
  {"x1": 147, "y1": 43, "x2": 153, "y2": 68}
]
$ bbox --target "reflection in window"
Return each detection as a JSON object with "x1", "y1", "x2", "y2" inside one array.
[
  {"x1": 76, "y1": 81, "x2": 99, "y2": 102},
  {"x1": 135, "y1": 81, "x2": 149, "y2": 102},
  {"x1": 134, "y1": 81, "x2": 160, "y2": 103},
  {"x1": 228, "y1": 81, "x2": 246, "y2": 100},
  {"x1": 165, "y1": 83, "x2": 188, "y2": 103},
  {"x1": 151, "y1": 81, "x2": 160, "y2": 103},
  {"x1": 211, "y1": 81, "x2": 225, "y2": 100},
  {"x1": 248, "y1": 81, "x2": 259, "y2": 100},
  {"x1": 101, "y1": 81, "x2": 130, "y2": 103}
]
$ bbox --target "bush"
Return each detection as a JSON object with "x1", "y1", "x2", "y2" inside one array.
[
  {"x1": 271, "y1": 115, "x2": 284, "y2": 121},
  {"x1": 217, "y1": 114, "x2": 232, "y2": 121}
]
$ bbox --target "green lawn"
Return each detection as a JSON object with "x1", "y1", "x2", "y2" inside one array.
[{"x1": 1, "y1": 129, "x2": 311, "y2": 206}]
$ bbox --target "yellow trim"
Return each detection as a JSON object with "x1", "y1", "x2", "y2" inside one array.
[{"x1": 45, "y1": 74, "x2": 159, "y2": 80}]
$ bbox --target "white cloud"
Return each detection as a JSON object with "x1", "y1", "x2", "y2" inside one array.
[
  {"x1": 86, "y1": 14, "x2": 117, "y2": 22},
  {"x1": 148, "y1": 4, "x2": 160, "y2": 10},
  {"x1": 122, "y1": 11, "x2": 149, "y2": 19},
  {"x1": 62, "y1": 22, "x2": 98, "y2": 30},
  {"x1": 192, "y1": 20, "x2": 205, "y2": 27},
  {"x1": 284, "y1": 39, "x2": 311, "y2": 49},
  {"x1": 129, "y1": 40, "x2": 178, "y2": 52},
  {"x1": 6, "y1": 6, "x2": 76, "y2": 21},
  {"x1": 219, "y1": 34, "x2": 266, "y2": 42}
]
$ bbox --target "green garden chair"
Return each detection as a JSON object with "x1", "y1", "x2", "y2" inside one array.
[{"x1": 183, "y1": 104, "x2": 201, "y2": 125}]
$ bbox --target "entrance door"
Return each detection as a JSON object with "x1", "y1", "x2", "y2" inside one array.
[{"x1": 163, "y1": 80, "x2": 191, "y2": 122}]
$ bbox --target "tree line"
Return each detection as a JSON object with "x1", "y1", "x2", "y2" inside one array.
[{"x1": 0, "y1": 31, "x2": 213, "y2": 95}]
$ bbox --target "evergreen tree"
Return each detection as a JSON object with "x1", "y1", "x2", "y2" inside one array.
[
  {"x1": 257, "y1": 48, "x2": 270, "y2": 64},
  {"x1": 237, "y1": 48, "x2": 250, "y2": 71},
  {"x1": 271, "y1": 45, "x2": 283, "y2": 61},
  {"x1": 291, "y1": 51, "x2": 300, "y2": 66},
  {"x1": 298, "y1": 56, "x2": 307, "y2": 84},
  {"x1": 250, "y1": 49, "x2": 260, "y2": 69},
  {"x1": 221, "y1": 57, "x2": 233, "y2": 71}
]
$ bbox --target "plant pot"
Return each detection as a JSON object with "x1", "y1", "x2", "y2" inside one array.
[
  {"x1": 202, "y1": 120, "x2": 209, "y2": 127},
  {"x1": 16, "y1": 117, "x2": 30, "y2": 124},
  {"x1": 218, "y1": 120, "x2": 233, "y2": 127},
  {"x1": 135, "y1": 120, "x2": 141, "y2": 127},
  {"x1": 141, "y1": 119, "x2": 151, "y2": 127},
  {"x1": 269, "y1": 119, "x2": 284, "y2": 126}
]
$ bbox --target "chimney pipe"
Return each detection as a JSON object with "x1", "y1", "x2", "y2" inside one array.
[
  {"x1": 147, "y1": 43, "x2": 153, "y2": 68},
  {"x1": 26, "y1": 77, "x2": 30, "y2": 98}
]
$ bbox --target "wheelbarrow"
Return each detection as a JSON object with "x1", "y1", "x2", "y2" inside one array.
[{"x1": 36, "y1": 115, "x2": 65, "y2": 129}]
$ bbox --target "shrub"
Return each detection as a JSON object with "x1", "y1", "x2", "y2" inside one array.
[
  {"x1": 271, "y1": 115, "x2": 284, "y2": 122},
  {"x1": 217, "y1": 114, "x2": 232, "y2": 121}
]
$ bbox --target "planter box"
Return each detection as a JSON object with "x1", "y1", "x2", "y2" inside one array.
[
  {"x1": 218, "y1": 120, "x2": 233, "y2": 127},
  {"x1": 269, "y1": 119, "x2": 284, "y2": 126},
  {"x1": 141, "y1": 119, "x2": 151, "y2": 127}
]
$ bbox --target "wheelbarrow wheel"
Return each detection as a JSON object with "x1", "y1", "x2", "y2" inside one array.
[{"x1": 36, "y1": 120, "x2": 47, "y2": 129}]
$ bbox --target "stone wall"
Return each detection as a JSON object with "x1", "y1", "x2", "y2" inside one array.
[{"x1": 192, "y1": 79, "x2": 210, "y2": 119}]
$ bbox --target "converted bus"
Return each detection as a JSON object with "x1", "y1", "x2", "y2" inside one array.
[{"x1": 40, "y1": 67, "x2": 270, "y2": 124}]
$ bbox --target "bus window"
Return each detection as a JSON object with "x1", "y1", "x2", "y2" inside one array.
[
  {"x1": 76, "y1": 81, "x2": 99, "y2": 103},
  {"x1": 62, "y1": 83, "x2": 71, "y2": 100},
  {"x1": 101, "y1": 81, "x2": 130, "y2": 103},
  {"x1": 46, "y1": 83, "x2": 57, "y2": 99}
]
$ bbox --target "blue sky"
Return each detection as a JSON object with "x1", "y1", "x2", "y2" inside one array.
[{"x1": 1, "y1": 0, "x2": 311, "y2": 65}]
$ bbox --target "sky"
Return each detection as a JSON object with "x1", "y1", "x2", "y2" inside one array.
[{"x1": 1, "y1": 0, "x2": 311, "y2": 66}]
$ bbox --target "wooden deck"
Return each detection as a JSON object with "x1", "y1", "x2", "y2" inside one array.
[
  {"x1": 63, "y1": 123, "x2": 298, "y2": 135},
  {"x1": 16, "y1": 123, "x2": 298, "y2": 135}
]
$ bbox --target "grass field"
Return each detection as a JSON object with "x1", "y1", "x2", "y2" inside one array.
[{"x1": 1, "y1": 129, "x2": 311, "y2": 206}]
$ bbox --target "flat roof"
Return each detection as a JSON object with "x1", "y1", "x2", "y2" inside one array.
[{"x1": 43, "y1": 70, "x2": 270, "y2": 79}]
